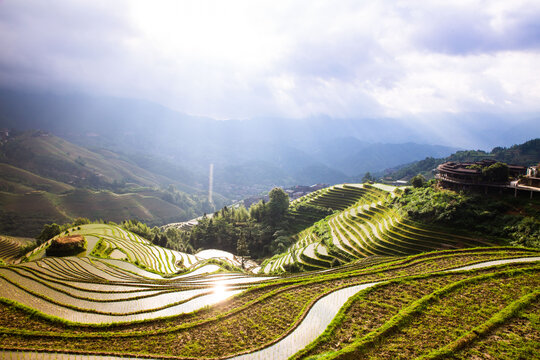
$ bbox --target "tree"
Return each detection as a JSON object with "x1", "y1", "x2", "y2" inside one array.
[
  {"x1": 362, "y1": 172, "x2": 374, "y2": 183},
  {"x1": 72, "y1": 217, "x2": 91, "y2": 226},
  {"x1": 267, "y1": 187, "x2": 289, "y2": 226},
  {"x1": 482, "y1": 162, "x2": 509, "y2": 183},
  {"x1": 37, "y1": 223, "x2": 61, "y2": 244},
  {"x1": 249, "y1": 200, "x2": 267, "y2": 222},
  {"x1": 236, "y1": 231, "x2": 250, "y2": 269},
  {"x1": 410, "y1": 174, "x2": 426, "y2": 188}
]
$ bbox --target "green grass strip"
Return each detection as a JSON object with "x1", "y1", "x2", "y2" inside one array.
[
  {"x1": 292, "y1": 265, "x2": 540, "y2": 360},
  {"x1": 0, "y1": 250, "x2": 536, "y2": 335},
  {"x1": 416, "y1": 289, "x2": 540, "y2": 360}
]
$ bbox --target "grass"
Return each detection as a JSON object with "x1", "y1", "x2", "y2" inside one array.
[
  {"x1": 418, "y1": 291, "x2": 539, "y2": 360},
  {"x1": 352, "y1": 269, "x2": 538, "y2": 360},
  {"x1": 447, "y1": 301, "x2": 540, "y2": 360}
]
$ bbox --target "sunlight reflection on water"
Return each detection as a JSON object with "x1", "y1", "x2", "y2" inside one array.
[{"x1": 211, "y1": 281, "x2": 230, "y2": 303}]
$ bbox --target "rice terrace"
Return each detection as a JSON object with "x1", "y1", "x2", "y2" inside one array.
[
  {"x1": 0, "y1": 183, "x2": 539, "y2": 359},
  {"x1": 1, "y1": 1, "x2": 540, "y2": 359}
]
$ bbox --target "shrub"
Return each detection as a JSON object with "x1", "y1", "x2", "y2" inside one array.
[
  {"x1": 37, "y1": 223, "x2": 62, "y2": 244},
  {"x1": 410, "y1": 174, "x2": 426, "y2": 188}
]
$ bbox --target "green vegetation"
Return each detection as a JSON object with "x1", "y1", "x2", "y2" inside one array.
[
  {"x1": 298, "y1": 266, "x2": 539, "y2": 359},
  {"x1": 36, "y1": 181, "x2": 533, "y2": 276},
  {"x1": 481, "y1": 161, "x2": 509, "y2": 182},
  {"x1": 185, "y1": 184, "x2": 394, "y2": 263},
  {"x1": 394, "y1": 186, "x2": 540, "y2": 248},
  {"x1": 448, "y1": 301, "x2": 539, "y2": 359},
  {"x1": 262, "y1": 183, "x2": 500, "y2": 274},
  {"x1": 37, "y1": 217, "x2": 92, "y2": 244},
  {"x1": 1, "y1": 171, "x2": 539, "y2": 358},
  {"x1": 188, "y1": 187, "x2": 291, "y2": 259},
  {"x1": 384, "y1": 138, "x2": 539, "y2": 181},
  {"x1": 410, "y1": 174, "x2": 426, "y2": 188}
]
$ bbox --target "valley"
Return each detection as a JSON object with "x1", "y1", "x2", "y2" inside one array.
[{"x1": 1, "y1": 2, "x2": 539, "y2": 358}]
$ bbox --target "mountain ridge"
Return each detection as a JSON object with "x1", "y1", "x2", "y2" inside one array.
[
  {"x1": 382, "y1": 138, "x2": 540, "y2": 181},
  {"x1": 0, "y1": 130, "x2": 226, "y2": 236},
  {"x1": 0, "y1": 89, "x2": 464, "y2": 195}
]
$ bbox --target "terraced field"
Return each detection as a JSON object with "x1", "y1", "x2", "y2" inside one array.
[
  {"x1": 22, "y1": 224, "x2": 248, "y2": 274},
  {"x1": 0, "y1": 185, "x2": 538, "y2": 359},
  {"x1": 0, "y1": 236, "x2": 539, "y2": 359},
  {"x1": 0, "y1": 235, "x2": 35, "y2": 264},
  {"x1": 263, "y1": 184, "x2": 493, "y2": 274}
]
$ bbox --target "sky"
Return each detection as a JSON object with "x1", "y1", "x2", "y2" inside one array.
[{"x1": 1, "y1": 0, "x2": 540, "y2": 121}]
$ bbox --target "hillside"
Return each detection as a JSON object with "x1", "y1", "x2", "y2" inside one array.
[
  {"x1": 0, "y1": 235, "x2": 35, "y2": 264},
  {"x1": 0, "y1": 225, "x2": 538, "y2": 358},
  {"x1": 383, "y1": 138, "x2": 540, "y2": 181},
  {"x1": 0, "y1": 130, "x2": 203, "y2": 190},
  {"x1": 0, "y1": 189, "x2": 217, "y2": 237},
  {"x1": 167, "y1": 180, "x2": 540, "y2": 275},
  {"x1": 0, "y1": 131, "x2": 227, "y2": 236},
  {"x1": 20, "y1": 223, "x2": 249, "y2": 272},
  {"x1": 2, "y1": 3, "x2": 539, "y2": 358},
  {"x1": 261, "y1": 184, "x2": 496, "y2": 274}
]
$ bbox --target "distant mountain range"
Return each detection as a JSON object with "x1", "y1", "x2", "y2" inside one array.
[
  {"x1": 0, "y1": 89, "x2": 465, "y2": 195},
  {"x1": 1, "y1": 89, "x2": 538, "y2": 236}
]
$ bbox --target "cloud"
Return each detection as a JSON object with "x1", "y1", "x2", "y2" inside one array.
[
  {"x1": 410, "y1": 1, "x2": 540, "y2": 54},
  {"x1": 0, "y1": 0, "x2": 539, "y2": 120}
]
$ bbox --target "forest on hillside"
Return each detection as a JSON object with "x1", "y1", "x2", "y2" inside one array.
[
  {"x1": 383, "y1": 138, "x2": 540, "y2": 181},
  {"x1": 33, "y1": 180, "x2": 540, "y2": 265}
]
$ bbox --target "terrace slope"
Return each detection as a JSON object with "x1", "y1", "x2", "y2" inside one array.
[
  {"x1": 0, "y1": 246, "x2": 538, "y2": 359},
  {"x1": 262, "y1": 183, "x2": 494, "y2": 274},
  {"x1": 22, "y1": 223, "x2": 248, "y2": 273},
  {"x1": 0, "y1": 235, "x2": 35, "y2": 264},
  {"x1": 0, "y1": 131, "x2": 228, "y2": 236}
]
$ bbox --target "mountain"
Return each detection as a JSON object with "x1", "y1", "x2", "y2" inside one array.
[
  {"x1": 382, "y1": 138, "x2": 540, "y2": 181},
  {"x1": 0, "y1": 131, "x2": 227, "y2": 236},
  {"x1": 0, "y1": 89, "x2": 470, "y2": 193},
  {"x1": 0, "y1": 130, "x2": 200, "y2": 190},
  {"x1": 330, "y1": 141, "x2": 457, "y2": 176}
]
